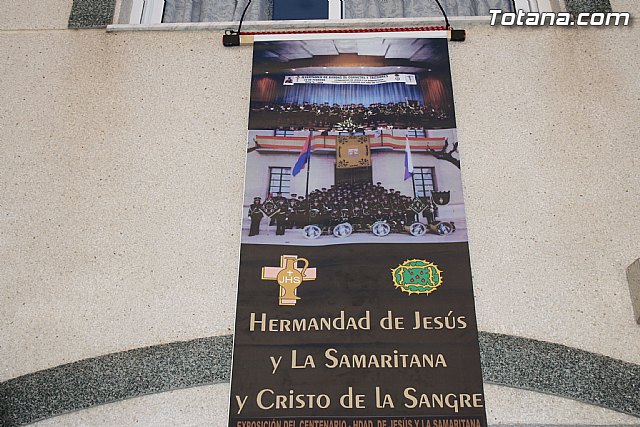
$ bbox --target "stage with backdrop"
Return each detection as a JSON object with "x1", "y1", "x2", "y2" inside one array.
[{"x1": 230, "y1": 32, "x2": 487, "y2": 427}]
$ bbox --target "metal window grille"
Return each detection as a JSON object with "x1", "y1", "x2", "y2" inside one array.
[
  {"x1": 413, "y1": 167, "x2": 436, "y2": 197},
  {"x1": 268, "y1": 167, "x2": 292, "y2": 196}
]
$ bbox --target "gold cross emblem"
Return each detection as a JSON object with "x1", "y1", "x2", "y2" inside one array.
[{"x1": 261, "y1": 255, "x2": 316, "y2": 306}]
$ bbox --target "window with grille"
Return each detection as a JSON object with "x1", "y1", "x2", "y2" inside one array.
[
  {"x1": 406, "y1": 129, "x2": 427, "y2": 138},
  {"x1": 413, "y1": 167, "x2": 436, "y2": 197},
  {"x1": 268, "y1": 167, "x2": 291, "y2": 196},
  {"x1": 124, "y1": 0, "x2": 562, "y2": 25}
]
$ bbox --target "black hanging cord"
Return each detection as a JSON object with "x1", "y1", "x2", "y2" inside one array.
[
  {"x1": 236, "y1": 0, "x2": 254, "y2": 35},
  {"x1": 511, "y1": 0, "x2": 517, "y2": 12},
  {"x1": 432, "y1": 0, "x2": 464, "y2": 41},
  {"x1": 223, "y1": 0, "x2": 465, "y2": 46},
  {"x1": 233, "y1": 0, "x2": 449, "y2": 33},
  {"x1": 432, "y1": 0, "x2": 451, "y2": 30},
  {"x1": 223, "y1": 0, "x2": 254, "y2": 46}
]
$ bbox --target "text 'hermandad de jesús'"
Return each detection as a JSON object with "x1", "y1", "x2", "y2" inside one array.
[{"x1": 248, "y1": 310, "x2": 468, "y2": 332}]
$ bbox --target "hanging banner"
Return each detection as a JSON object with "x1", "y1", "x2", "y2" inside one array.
[
  {"x1": 232, "y1": 33, "x2": 487, "y2": 427},
  {"x1": 336, "y1": 135, "x2": 371, "y2": 169},
  {"x1": 283, "y1": 74, "x2": 418, "y2": 86}
]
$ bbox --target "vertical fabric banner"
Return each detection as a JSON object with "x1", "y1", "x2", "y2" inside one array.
[
  {"x1": 336, "y1": 135, "x2": 371, "y2": 169},
  {"x1": 231, "y1": 33, "x2": 487, "y2": 426}
]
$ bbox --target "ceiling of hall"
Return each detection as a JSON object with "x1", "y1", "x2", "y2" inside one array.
[
  {"x1": 256, "y1": 38, "x2": 442, "y2": 62},
  {"x1": 253, "y1": 38, "x2": 447, "y2": 74}
]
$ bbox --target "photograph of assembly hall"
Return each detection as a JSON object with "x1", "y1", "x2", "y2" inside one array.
[{"x1": 242, "y1": 37, "x2": 467, "y2": 245}]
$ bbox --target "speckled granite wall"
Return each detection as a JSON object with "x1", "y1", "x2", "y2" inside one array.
[
  {"x1": 0, "y1": 337, "x2": 232, "y2": 426},
  {"x1": 565, "y1": 0, "x2": 613, "y2": 14},
  {"x1": 68, "y1": 0, "x2": 115, "y2": 28},
  {"x1": 1, "y1": 333, "x2": 639, "y2": 426}
]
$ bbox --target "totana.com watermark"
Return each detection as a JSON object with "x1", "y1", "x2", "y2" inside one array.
[{"x1": 490, "y1": 9, "x2": 631, "y2": 26}]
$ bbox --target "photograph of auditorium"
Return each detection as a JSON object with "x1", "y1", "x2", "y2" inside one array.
[
  {"x1": 249, "y1": 37, "x2": 456, "y2": 130},
  {"x1": 242, "y1": 37, "x2": 466, "y2": 245}
]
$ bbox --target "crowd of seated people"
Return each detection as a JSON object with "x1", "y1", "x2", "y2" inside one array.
[
  {"x1": 249, "y1": 101, "x2": 454, "y2": 129},
  {"x1": 248, "y1": 182, "x2": 439, "y2": 236}
]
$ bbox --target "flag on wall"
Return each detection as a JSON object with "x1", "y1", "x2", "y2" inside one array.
[
  {"x1": 404, "y1": 136, "x2": 414, "y2": 180},
  {"x1": 292, "y1": 133, "x2": 312, "y2": 176}
]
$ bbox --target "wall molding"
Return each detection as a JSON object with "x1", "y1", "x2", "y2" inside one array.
[{"x1": 1, "y1": 333, "x2": 639, "y2": 426}]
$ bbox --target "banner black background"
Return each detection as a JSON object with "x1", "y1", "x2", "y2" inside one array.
[{"x1": 230, "y1": 242, "x2": 486, "y2": 425}]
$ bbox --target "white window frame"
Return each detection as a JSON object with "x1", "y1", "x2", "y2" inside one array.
[
  {"x1": 122, "y1": 0, "x2": 563, "y2": 26},
  {"x1": 407, "y1": 129, "x2": 427, "y2": 138},
  {"x1": 328, "y1": 0, "x2": 343, "y2": 20},
  {"x1": 129, "y1": 0, "x2": 165, "y2": 24}
]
